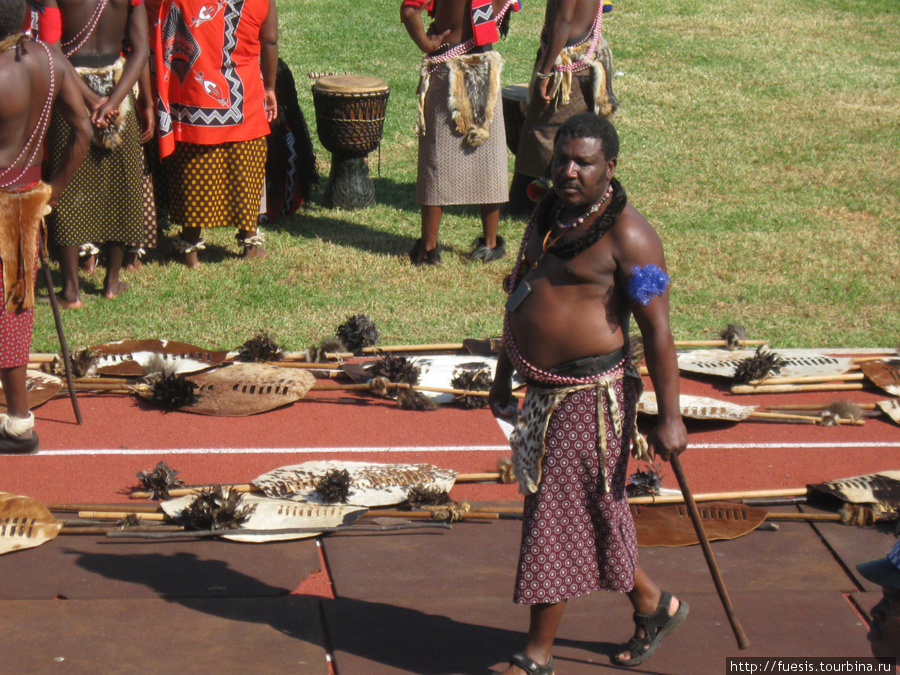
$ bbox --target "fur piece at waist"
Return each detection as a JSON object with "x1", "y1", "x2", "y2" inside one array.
[
  {"x1": 416, "y1": 50, "x2": 503, "y2": 148},
  {"x1": 0, "y1": 182, "x2": 51, "y2": 312},
  {"x1": 529, "y1": 35, "x2": 618, "y2": 118},
  {"x1": 75, "y1": 56, "x2": 135, "y2": 150}
]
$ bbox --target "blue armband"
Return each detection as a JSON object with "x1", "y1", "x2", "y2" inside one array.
[{"x1": 627, "y1": 264, "x2": 670, "y2": 306}]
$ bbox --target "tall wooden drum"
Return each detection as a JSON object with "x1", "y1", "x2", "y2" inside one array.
[
  {"x1": 501, "y1": 84, "x2": 529, "y2": 155},
  {"x1": 312, "y1": 75, "x2": 390, "y2": 210}
]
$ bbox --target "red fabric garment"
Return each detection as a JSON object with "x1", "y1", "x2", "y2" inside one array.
[
  {"x1": 154, "y1": 0, "x2": 271, "y2": 158},
  {"x1": 401, "y1": 0, "x2": 433, "y2": 10},
  {"x1": 38, "y1": 6, "x2": 62, "y2": 43}
]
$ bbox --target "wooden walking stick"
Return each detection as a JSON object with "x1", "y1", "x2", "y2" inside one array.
[
  {"x1": 38, "y1": 225, "x2": 82, "y2": 424},
  {"x1": 669, "y1": 454, "x2": 750, "y2": 649}
]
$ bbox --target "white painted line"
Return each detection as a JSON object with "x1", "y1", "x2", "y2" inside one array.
[
  {"x1": 31, "y1": 445, "x2": 514, "y2": 456},
  {"x1": 26, "y1": 441, "x2": 900, "y2": 457},
  {"x1": 690, "y1": 441, "x2": 900, "y2": 449}
]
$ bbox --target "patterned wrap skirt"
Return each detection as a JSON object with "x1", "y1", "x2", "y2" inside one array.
[
  {"x1": 165, "y1": 137, "x2": 267, "y2": 231},
  {"x1": 0, "y1": 251, "x2": 37, "y2": 369},
  {"x1": 416, "y1": 61, "x2": 509, "y2": 207},
  {"x1": 45, "y1": 60, "x2": 147, "y2": 248},
  {"x1": 514, "y1": 378, "x2": 639, "y2": 604}
]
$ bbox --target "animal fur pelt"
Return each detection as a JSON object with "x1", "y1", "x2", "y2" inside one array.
[
  {"x1": 0, "y1": 182, "x2": 51, "y2": 312},
  {"x1": 417, "y1": 51, "x2": 503, "y2": 148},
  {"x1": 75, "y1": 58, "x2": 133, "y2": 150},
  {"x1": 528, "y1": 34, "x2": 618, "y2": 118}
]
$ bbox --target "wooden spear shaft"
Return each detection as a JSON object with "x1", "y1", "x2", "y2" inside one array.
[
  {"x1": 745, "y1": 372, "x2": 864, "y2": 386},
  {"x1": 128, "y1": 471, "x2": 512, "y2": 499},
  {"x1": 731, "y1": 383, "x2": 866, "y2": 394},
  {"x1": 669, "y1": 455, "x2": 750, "y2": 649}
]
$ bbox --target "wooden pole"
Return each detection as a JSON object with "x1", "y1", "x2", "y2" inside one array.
[
  {"x1": 764, "y1": 402, "x2": 876, "y2": 411},
  {"x1": 669, "y1": 455, "x2": 750, "y2": 649},
  {"x1": 731, "y1": 383, "x2": 866, "y2": 395},
  {"x1": 39, "y1": 231, "x2": 82, "y2": 425},
  {"x1": 674, "y1": 340, "x2": 767, "y2": 348},
  {"x1": 747, "y1": 411, "x2": 864, "y2": 426},
  {"x1": 745, "y1": 373, "x2": 864, "y2": 386}
]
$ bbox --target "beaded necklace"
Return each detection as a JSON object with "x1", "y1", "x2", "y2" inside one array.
[
  {"x1": 61, "y1": 0, "x2": 108, "y2": 57},
  {"x1": 423, "y1": 0, "x2": 519, "y2": 74},
  {"x1": 0, "y1": 38, "x2": 56, "y2": 189},
  {"x1": 553, "y1": 182, "x2": 612, "y2": 230},
  {"x1": 531, "y1": 182, "x2": 614, "y2": 269},
  {"x1": 539, "y1": 0, "x2": 604, "y2": 73}
]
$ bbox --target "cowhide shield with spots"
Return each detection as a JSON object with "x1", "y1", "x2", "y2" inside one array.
[
  {"x1": 0, "y1": 370, "x2": 62, "y2": 413},
  {"x1": 638, "y1": 391, "x2": 757, "y2": 422},
  {"x1": 161, "y1": 493, "x2": 367, "y2": 542},
  {"x1": 861, "y1": 359, "x2": 900, "y2": 397},
  {"x1": 677, "y1": 348, "x2": 854, "y2": 379},
  {"x1": 251, "y1": 460, "x2": 458, "y2": 507},
  {"x1": 87, "y1": 339, "x2": 229, "y2": 377},
  {"x1": 0, "y1": 492, "x2": 62, "y2": 555}
]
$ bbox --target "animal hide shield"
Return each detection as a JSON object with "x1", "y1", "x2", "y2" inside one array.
[
  {"x1": 632, "y1": 501, "x2": 768, "y2": 547},
  {"x1": 638, "y1": 392, "x2": 757, "y2": 422},
  {"x1": 0, "y1": 492, "x2": 62, "y2": 555},
  {"x1": 161, "y1": 494, "x2": 366, "y2": 542},
  {"x1": 807, "y1": 471, "x2": 900, "y2": 509},
  {"x1": 87, "y1": 339, "x2": 229, "y2": 377},
  {"x1": 860, "y1": 359, "x2": 900, "y2": 397},
  {"x1": 677, "y1": 349, "x2": 854, "y2": 379},
  {"x1": 182, "y1": 363, "x2": 316, "y2": 416},
  {"x1": 367, "y1": 354, "x2": 524, "y2": 402},
  {"x1": 877, "y1": 399, "x2": 900, "y2": 426},
  {"x1": 0, "y1": 370, "x2": 62, "y2": 413},
  {"x1": 251, "y1": 460, "x2": 458, "y2": 507}
]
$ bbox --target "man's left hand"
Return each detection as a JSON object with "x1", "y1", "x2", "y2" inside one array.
[{"x1": 646, "y1": 418, "x2": 688, "y2": 462}]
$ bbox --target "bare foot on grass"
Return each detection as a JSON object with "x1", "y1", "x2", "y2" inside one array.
[
  {"x1": 241, "y1": 245, "x2": 267, "y2": 260},
  {"x1": 103, "y1": 280, "x2": 129, "y2": 299}
]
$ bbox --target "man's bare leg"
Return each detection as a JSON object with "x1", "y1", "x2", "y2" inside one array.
[
  {"x1": 238, "y1": 227, "x2": 267, "y2": 260},
  {"x1": 79, "y1": 252, "x2": 96, "y2": 274},
  {"x1": 421, "y1": 205, "x2": 442, "y2": 251},
  {"x1": 58, "y1": 244, "x2": 83, "y2": 308},
  {"x1": 409, "y1": 205, "x2": 443, "y2": 264},
  {"x1": 502, "y1": 601, "x2": 565, "y2": 675},
  {"x1": 0, "y1": 366, "x2": 29, "y2": 418},
  {"x1": 179, "y1": 226, "x2": 203, "y2": 269},
  {"x1": 468, "y1": 203, "x2": 506, "y2": 262},
  {"x1": 0, "y1": 365, "x2": 38, "y2": 453},
  {"x1": 480, "y1": 203, "x2": 501, "y2": 249},
  {"x1": 616, "y1": 566, "x2": 682, "y2": 662},
  {"x1": 103, "y1": 242, "x2": 129, "y2": 299},
  {"x1": 123, "y1": 248, "x2": 142, "y2": 270}
]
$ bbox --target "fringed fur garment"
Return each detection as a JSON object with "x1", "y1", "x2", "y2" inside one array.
[
  {"x1": 75, "y1": 57, "x2": 135, "y2": 150},
  {"x1": 528, "y1": 35, "x2": 618, "y2": 118},
  {"x1": 417, "y1": 51, "x2": 503, "y2": 148},
  {"x1": 0, "y1": 182, "x2": 51, "y2": 312}
]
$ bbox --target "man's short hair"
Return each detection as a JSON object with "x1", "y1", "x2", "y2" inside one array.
[
  {"x1": 0, "y1": 0, "x2": 26, "y2": 38},
  {"x1": 555, "y1": 113, "x2": 620, "y2": 161}
]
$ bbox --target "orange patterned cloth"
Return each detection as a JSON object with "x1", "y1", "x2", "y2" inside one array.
[{"x1": 152, "y1": 0, "x2": 271, "y2": 158}]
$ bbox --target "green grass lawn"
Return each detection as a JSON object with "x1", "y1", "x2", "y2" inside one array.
[{"x1": 32, "y1": 0, "x2": 900, "y2": 354}]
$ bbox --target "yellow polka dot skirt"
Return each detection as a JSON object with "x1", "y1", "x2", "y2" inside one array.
[{"x1": 165, "y1": 137, "x2": 267, "y2": 231}]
